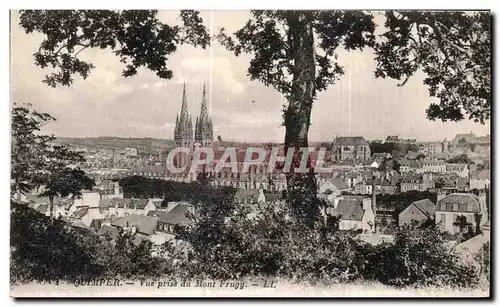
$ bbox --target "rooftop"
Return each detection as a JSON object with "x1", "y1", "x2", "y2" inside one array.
[{"x1": 334, "y1": 137, "x2": 368, "y2": 146}]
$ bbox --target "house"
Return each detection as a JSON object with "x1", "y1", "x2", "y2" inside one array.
[
  {"x1": 70, "y1": 220, "x2": 90, "y2": 232},
  {"x1": 398, "y1": 199, "x2": 436, "y2": 226},
  {"x1": 111, "y1": 214, "x2": 158, "y2": 237},
  {"x1": 436, "y1": 175, "x2": 460, "y2": 194},
  {"x1": 157, "y1": 203, "x2": 194, "y2": 234},
  {"x1": 354, "y1": 180, "x2": 372, "y2": 195},
  {"x1": 343, "y1": 171, "x2": 363, "y2": 188},
  {"x1": 379, "y1": 180, "x2": 398, "y2": 195},
  {"x1": 470, "y1": 169, "x2": 490, "y2": 191},
  {"x1": 24, "y1": 194, "x2": 73, "y2": 217},
  {"x1": 399, "y1": 159, "x2": 422, "y2": 173},
  {"x1": 318, "y1": 178, "x2": 350, "y2": 196},
  {"x1": 233, "y1": 189, "x2": 260, "y2": 204},
  {"x1": 134, "y1": 199, "x2": 157, "y2": 215},
  {"x1": 72, "y1": 192, "x2": 101, "y2": 209},
  {"x1": 80, "y1": 207, "x2": 106, "y2": 227},
  {"x1": 435, "y1": 193, "x2": 487, "y2": 234},
  {"x1": 400, "y1": 173, "x2": 435, "y2": 192},
  {"x1": 446, "y1": 163, "x2": 469, "y2": 178},
  {"x1": 332, "y1": 136, "x2": 371, "y2": 162},
  {"x1": 106, "y1": 198, "x2": 158, "y2": 218},
  {"x1": 421, "y1": 142, "x2": 443, "y2": 155},
  {"x1": 385, "y1": 136, "x2": 417, "y2": 145},
  {"x1": 93, "y1": 180, "x2": 124, "y2": 199},
  {"x1": 421, "y1": 159, "x2": 447, "y2": 173},
  {"x1": 97, "y1": 224, "x2": 120, "y2": 241},
  {"x1": 405, "y1": 151, "x2": 422, "y2": 160},
  {"x1": 371, "y1": 152, "x2": 392, "y2": 165},
  {"x1": 453, "y1": 133, "x2": 476, "y2": 147},
  {"x1": 324, "y1": 195, "x2": 375, "y2": 233},
  {"x1": 454, "y1": 222, "x2": 490, "y2": 266}
]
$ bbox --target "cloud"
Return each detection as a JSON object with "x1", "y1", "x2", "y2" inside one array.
[{"x1": 178, "y1": 56, "x2": 245, "y2": 94}]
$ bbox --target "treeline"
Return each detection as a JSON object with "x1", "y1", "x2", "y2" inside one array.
[
  {"x1": 447, "y1": 154, "x2": 472, "y2": 164},
  {"x1": 118, "y1": 176, "x2": 236, "y2": 206},
  {"x1": 11, "y1": 199, "x2": 483, "y2": 289},
  {"x1": 10, "y1": 202, "x2": 170, "y2": 284},
  {"x1": 342, "y1": 190, "x2": 437, "y2": 213},
  {"x1": 369, "y1": 142, "x2": 419, "y2": 159}
]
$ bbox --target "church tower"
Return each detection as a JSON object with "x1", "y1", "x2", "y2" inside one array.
[
  {"x1": 174, "y1": 83, "x2": 193, "y2": 167},
  {"x1": 195, "y1": 84, "x2": 214, "y2": 147}
]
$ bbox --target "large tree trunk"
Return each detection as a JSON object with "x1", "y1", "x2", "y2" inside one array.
[{"x1": 283, "y1": 12, "x2": 320, "y2": 227}]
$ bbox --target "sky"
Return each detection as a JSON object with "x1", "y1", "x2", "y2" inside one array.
[{"x1": 10, "y1": 10, "x2": 490, "y2": 143}]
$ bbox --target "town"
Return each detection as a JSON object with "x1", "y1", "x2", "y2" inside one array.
[
  {"x1": 21, "y1": 83, "x2": 491, "y2": 265},
  {"x1": 10, "y1": 9, "x2": 491, "y2": 296}
]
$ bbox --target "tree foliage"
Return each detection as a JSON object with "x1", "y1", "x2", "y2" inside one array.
[
  {"x1": 447, "y1": 153, "x2": 472, "y2": 164},
  {"x1": 118, "y1": 175, "x2": 236, "y2": 206},
  {"x1": 10, "y1": 201, "x2": 168, "y2": 284},
  {"x1": 11, "y1": 103, "x2": 56, "y2": 197},
  {"x1": 359, "y1": 225, "x2": 480, "y2": 287},
  {"x1": 11, "y1": 104, "x2": 94, "y2": 215},
  {"x1": 375, "y1": 11, "x2": 490, "y2": 124},
  {"x1": 218, "y1": 11, "x2": 376, "y2": 225},
  {"x1": 19, "y1": 10, "x2": 491, "y2": 225},
  {"x1": 40, "y1": 167, "x2": 95, "y2": 216},
  {"x1": 218, "y1": 11, "x2": 375, "y2": 96},
  {"x1": 369, "y1": 141, "x2": 419, "y2": 160},
  {"x1": 19, "y1": 10, "x2": 210, "y2": 87}
]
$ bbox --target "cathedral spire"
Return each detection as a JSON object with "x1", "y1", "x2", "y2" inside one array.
[
  {"x1": 200, "y1": 83, "x2": 209, "y2": 120},
  {"x1": 180, "y1": 82, "x2": 189, "y2": 121},
  {"x1": 195, "y1": 82, "x2": 213, "y2": 146},
  {"x1": 174, "y1": 82, "x2": 193, "y2": 144}
]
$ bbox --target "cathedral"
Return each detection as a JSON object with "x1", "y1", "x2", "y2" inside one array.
[
  {"x1": 173, "y1": 83, "x2": 213, "y2": 167},
  {"x1": 170, "y1": 83, "x2": 286, "y2": 192}
]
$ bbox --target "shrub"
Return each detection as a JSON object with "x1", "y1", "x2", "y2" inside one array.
[
  {"x1": 173, "y1": 201, "x2": 361, "y2": 284},
  {"x1": 359, "y1": 226, "x2": 480, "y2": 288},
  {"x1": 10, "y1": 201, "x2": 170, "y2": 284},
  {"x1": 10, "y1": 201, "x2": 105, "y2": 284}
]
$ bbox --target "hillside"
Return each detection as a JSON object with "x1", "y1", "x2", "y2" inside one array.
[{"x1": 55, "y1": 137, "x2": 177, "y2": 153}]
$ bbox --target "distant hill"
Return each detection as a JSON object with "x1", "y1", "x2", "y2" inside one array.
[
  {"x1": 55, "y1": 137, "x2": 177, "y2": 153},
  {"x1": 55, "y1": 137, "x2": 332, "y2": 153}
]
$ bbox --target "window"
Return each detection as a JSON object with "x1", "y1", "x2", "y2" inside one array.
[
  {"x1": 467, "y1": 204, "x2": 473, "y2": 212},
  {"x1": 344, "y1": 146, "x2": 350, "y2": 151},
  {"x1": 452, "y1": 203, "x2": 459, "y2": 211}
]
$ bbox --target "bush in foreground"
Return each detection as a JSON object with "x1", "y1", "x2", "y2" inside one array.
[{"x1": 10, "y1": 202, "x2": 168, "y2": 284}]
